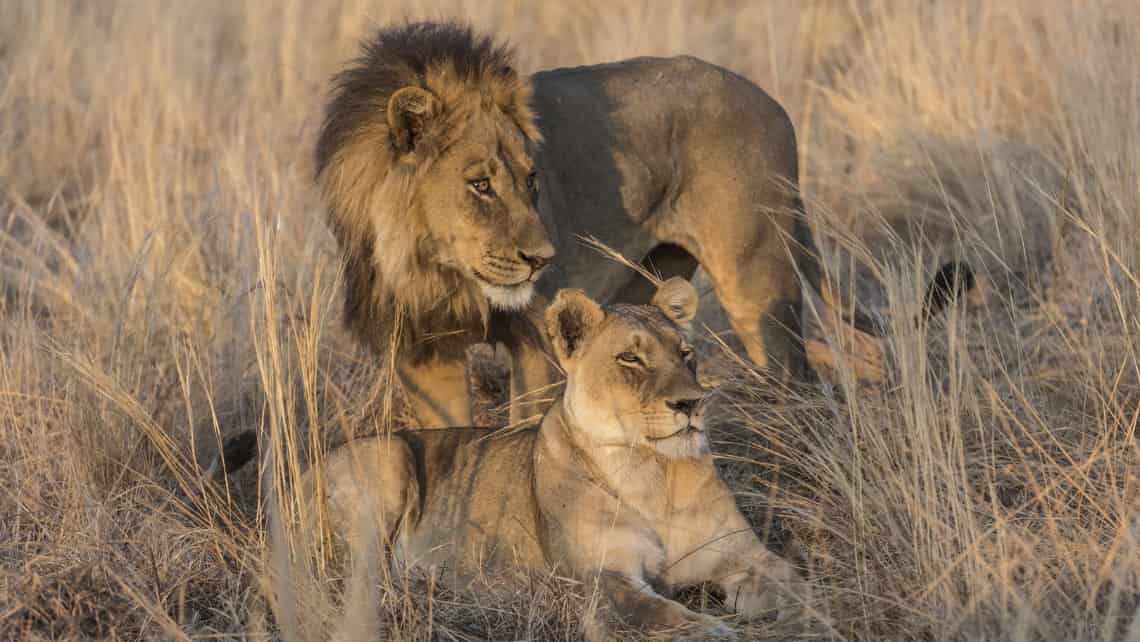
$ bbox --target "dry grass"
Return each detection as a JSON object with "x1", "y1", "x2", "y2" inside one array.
[{"x1": 1, "y1": 1, "x2": 1138, "y2": 640}]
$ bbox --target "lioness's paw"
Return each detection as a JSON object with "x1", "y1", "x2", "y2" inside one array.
[
  {"x1": 727, "y1": 564, "x2": 811, "y2": 623},
  {"x1": 773, "y1": 576, "x2": 812, "y2": 624},
  {"x1": 592, "y1": 611, "x2": 736, "y2": 641},
  {"x1": 685, "y1": 614, "x2": 737, "y2": 640}
]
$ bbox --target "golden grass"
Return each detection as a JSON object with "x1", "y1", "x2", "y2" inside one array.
[{"x1": 1, "y1": 1, "x2": 1137, "y2": 639}]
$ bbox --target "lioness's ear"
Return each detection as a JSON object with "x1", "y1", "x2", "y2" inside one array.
[
  {"x1": 387, "y1": 86, "x2": 439, "y2": 154},
  {"x1": 652, "y1": 277, "x2": 698, "y2": 329},
  {"x1": 545, "y1": 289, "x2": 605, "y2": 365}
]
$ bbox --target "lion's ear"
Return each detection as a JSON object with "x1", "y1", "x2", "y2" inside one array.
[
  {"x1": 387, "y1": 86, "x2": 439, "y2": 154},
  {"x1": 545, "y1": 289, "x2": 605, "y2": 365},
  {"x1": 652, "y1": 277, "x2": 698, "y2": 330}
]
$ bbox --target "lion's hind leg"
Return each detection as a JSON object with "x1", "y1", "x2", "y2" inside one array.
[{"x1": 611, "y1": 243, "x2": 699, "y2": 306}]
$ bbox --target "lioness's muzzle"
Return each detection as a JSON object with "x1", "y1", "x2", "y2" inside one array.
[{"x1": 646, "y1": 422, "x2": 704, "y2": 441}]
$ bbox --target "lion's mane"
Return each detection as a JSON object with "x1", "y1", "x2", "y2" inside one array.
[{"x1": 315, "y1": 22, "x2": 540, "y2": 361}]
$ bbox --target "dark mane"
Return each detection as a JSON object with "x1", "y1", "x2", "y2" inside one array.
[
  {"x1": 312, "y1": 21, "x2": 539, "y2": 363},
  {"x1": 315, "y1": 21, "x2": 520, "y2": 179}
]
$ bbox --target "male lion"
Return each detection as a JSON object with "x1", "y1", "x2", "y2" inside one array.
[
  {"x1": 284, "y1": 278, "x2": 808, "y2": 639},
  {"x1": 314, "y1": 21, "x2": 872, "y2": 428}
]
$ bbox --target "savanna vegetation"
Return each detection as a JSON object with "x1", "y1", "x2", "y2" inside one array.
[{"x1": 1, "y1": 1, "x2": 1137, "y2": 640}]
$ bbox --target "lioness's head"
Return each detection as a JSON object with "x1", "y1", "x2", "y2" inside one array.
[
  {"x1": 315, "y1": 22, "x2": 553, "y2": 325},
  {"x1": 546, "y1": 278, "x2": 708, "y2": 459}
]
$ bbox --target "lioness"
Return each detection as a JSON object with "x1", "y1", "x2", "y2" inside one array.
[
  {"x1": 290, "y1": 279, "x2": 808, "y2": 639},
  {"x1": 314, "y1": 21, "x2": 875, "y2": 428}
]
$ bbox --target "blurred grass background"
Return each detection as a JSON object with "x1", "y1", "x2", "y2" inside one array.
[{"x1": 1, "y1": 1, "x2": 1137, "y2": 639}]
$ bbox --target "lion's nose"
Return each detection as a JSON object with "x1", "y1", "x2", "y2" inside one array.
[
  {"x1": 666, "y1": 397, "x2": 700, "y2": 417},
  {"x1": 519, "y1": 249, "x2": 553, "y2": 271}
]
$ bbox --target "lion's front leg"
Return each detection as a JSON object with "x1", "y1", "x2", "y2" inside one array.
[
  {"x1": 398, "y1": 356, "x2": 472, "y2": 428},
  {"x1": 495, "y1": 296, "x2": 561, "y2": 426},
  {"x1": 507, "y1": 337, "x2": 559, "y2": 426}
]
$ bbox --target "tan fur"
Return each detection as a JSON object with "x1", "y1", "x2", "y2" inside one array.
[{"x1": 282, "y1": 279, "x2": 809, "y2": 639}]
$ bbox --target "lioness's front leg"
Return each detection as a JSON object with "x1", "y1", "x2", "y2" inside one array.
[
  {"x1": 663, "y1": 476, "x2": 809, "y2": 623},
  {"x1": 397, "y1": 357, "x2": 472, "y2": 428},
  {"x1": 671, "y1": 512, "x2": 809, "y2": 623}
]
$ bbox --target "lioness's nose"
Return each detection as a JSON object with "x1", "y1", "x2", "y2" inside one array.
[
  {"x1": 666, "y1": 397, "x2": 700, "y2": 417},
  {"x1": 519, "y1": 247, "x2": 554, "y2": 271}
]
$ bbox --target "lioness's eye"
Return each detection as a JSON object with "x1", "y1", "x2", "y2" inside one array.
[
  {"x1": 617, "y1": 352, "x2": 642, "y2": 365},
  {"x1": 680, "y1": 347, "x2": 694, "y2": 360},
  {"x1": 469, "y1": 178, "x2": 493, "y2": 196},
  {"x1": 526, "y1": 171, "x2": 538, "y2": 192}
]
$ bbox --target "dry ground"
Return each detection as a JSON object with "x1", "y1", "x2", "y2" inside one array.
[{"x1": 1, "y1": 1, "x2": 1138, "y2": 640}]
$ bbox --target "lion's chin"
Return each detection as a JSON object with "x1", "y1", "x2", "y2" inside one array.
[{"x1": 479, "y1": 280, "x2": 536, "y2": 311}]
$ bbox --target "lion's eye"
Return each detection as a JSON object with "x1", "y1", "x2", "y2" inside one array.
[
  {"x1": 526, "y1": 171, "x2": 538, "y2": 192},
  {"x1": 617, "y1": 352, "x2": 642, "y2": 366},
  {"x1": 680, "y1": 346, "x2": 696, "y2": 372},
  {"x1": 469, "y1": 178, "x2": 493, "y2": 196}
]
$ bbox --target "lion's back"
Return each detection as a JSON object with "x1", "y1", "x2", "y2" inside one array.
[{"x1": 532, "y1": 55, "x2": 791, "y2": 142}]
